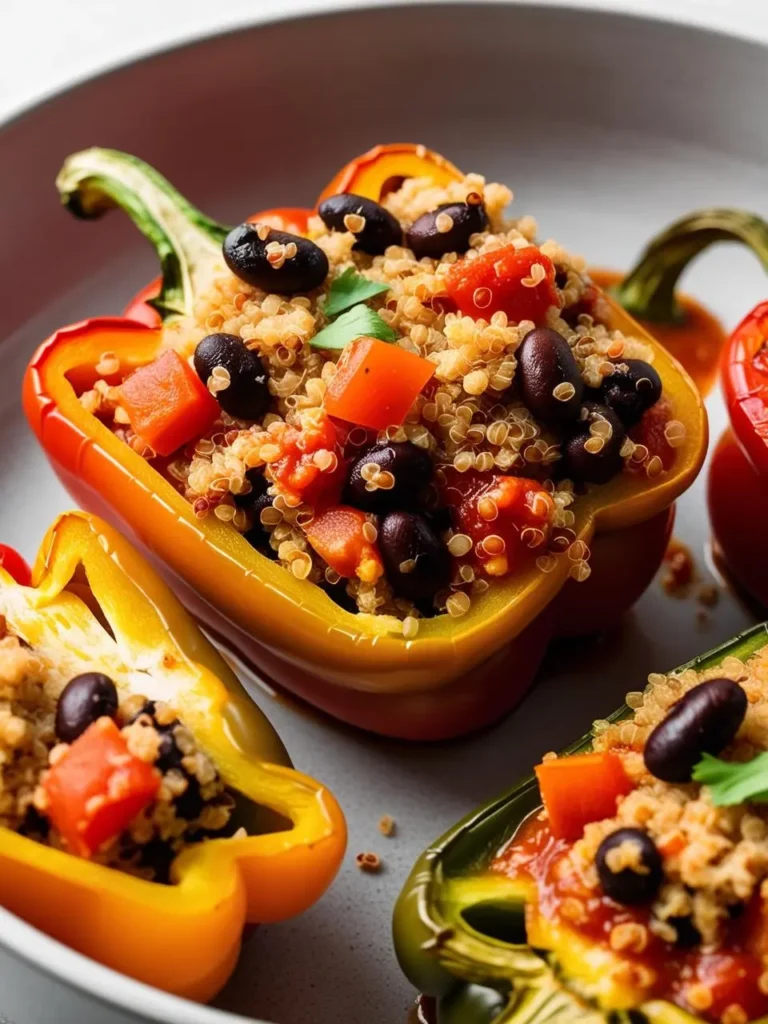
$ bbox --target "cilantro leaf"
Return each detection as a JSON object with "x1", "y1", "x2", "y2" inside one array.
[
  {"x1": 310, "y1": 303, "x2": 397, "y2": 351},
  {"x1": 324, "y1": 267, "x2": 389, "y2": 318},
  {"x1": 692, "y1": 751, "x2": 768, "y2": 806}
]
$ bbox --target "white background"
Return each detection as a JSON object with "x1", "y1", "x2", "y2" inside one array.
[{"x1": 3, "y1": 0, "x2": 768, "y2": 124}]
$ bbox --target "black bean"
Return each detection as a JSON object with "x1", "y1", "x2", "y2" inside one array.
[
  {"x1": 55, "y1": 672, "x2": 119, "y2": 743},
  {"x1": 599, "y1": 359, "x2": 663, "y2": 428},
  {"x1": 644, "y1": 678, "x2": 747, "y2": 783},
  {"x1": 561, "y1": 402, "x2": 626, "y2": 484},
  {"x1": 234, "y1": 468, "x2": 271, "y2": 516},
  {"x1": 669, "y1": 916, "x2": 701, "y2": 948},
  {"x1": 193, "y1": 333, "x2": 269, "y2": 421},
  {"x1": 223, "y1": 223, "x2": 329, "y2": 293},
  {"x1": 318, "y1": 193, "x2": 403, "y2": 256},
  {"x1": 517, "y1": 328, "x2": 584, "y2": 423},
  {"x1": 128, "y1": 700, "x2": 156, "y2": 724},
  {"x1": 596, "y1": 828, "x2": 663, "y2": 905},
  {"x1": 139, "y1": 838, "x2": 176, "y2": 884},
  {"x1": 175, "y1": 774, "x2": 204, "y2": 821},
  {"x1": 18, "y1": 806, "x2": 50, "y2": 839},
  {"x1": 379, "y1": 511, "x2": 451, "y2": 604},
  {"x1": 156, "y1": 730, "x2": 184, "y2": 773},
  {"x1": 344, "y1": 442, "x2": 433, "y2": 513},
  {"x1": 320, "y1": 578, "x2": 358, "y2": 614},
  {"x1": 406, "y1": 196, "x2": 488, "y2": 260}
]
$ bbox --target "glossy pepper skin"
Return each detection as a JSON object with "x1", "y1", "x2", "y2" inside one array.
[
  {"x1": 393, "y1": 623, "x2": 768, "y2": 1024},
  {"x1": 24, "y1": 145, "x2": 705, "y2": 741},
  {"x1": 709, "y1": 302, "x2": 768, "y2": 608},
  {"x1": 0, "y1": 512, "x2": 346, "y2": 1002}
]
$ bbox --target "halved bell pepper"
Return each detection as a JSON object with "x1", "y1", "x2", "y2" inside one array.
[
  {"x1": 709, "y1": 300, "x2": 768, "y2": 608},
  {"x1": 0, "y1": 511, "x2": 345, "y2": 1001},
  {"x1": 24, "y1": 145, "x2": 705, "y2": 741},
  {"x1": 393, "y1": 622, "x2": 768, "y2": 1024}
]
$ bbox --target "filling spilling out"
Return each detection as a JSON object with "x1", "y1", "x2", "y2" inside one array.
[
  {"x1": 492, "y1": 651, "x2": 768, "y2": 1023},
  {"x1": 82, "y1": 168, "x2": 683, "y2": 634},
  {"x1": 0, "y1": 617, "x2": 235, "y2": 881}
]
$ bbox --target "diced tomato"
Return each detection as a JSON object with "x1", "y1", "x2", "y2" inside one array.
[
  {"x1": 679, "y1": 949, "x2": 766, "y2": 1021},
  {"x1": 305, "y1": 506, "x2": 383, "y2": 583},
  {"x1": 535, "y1": 752, "x2": 633, "y2": 841},
  {"x1": 324, "y1": 337, "x2": 435, "y2": 431},
  {"x1": 444, "y1": 472, "x2": 554, "y2": 577},
  {"x1": 267, "y1": 411, "x2": 346, "y2": 507},
  {"x1": 446, "y1": 246, "x2": 561, "y2": 324},
  {"x1": 43, "y1": 718, "x2": 160, "y2": 858},
  {"x1": 0, "y1": 544, "x2": 31, "y2": 586},
  {"x1": 120, "y1": 350, "x2": 220, "y2": 457},
  {"x1": 630, "y1": 397, "x2": 677, "y2": 471}
]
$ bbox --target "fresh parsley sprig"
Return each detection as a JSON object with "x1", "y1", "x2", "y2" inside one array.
[
  {"x1": 323, "y1": 266, "x2": 389, "y2": 318},
  {"x1": 311, "y1": 267, "x2": 395, "y2": 351},
  {"x1": 692, "y1": 751, "x2": 768, "y2": 806},
  {"x1": 311, "y1": 304, "x2": 397, "y2": 351}
]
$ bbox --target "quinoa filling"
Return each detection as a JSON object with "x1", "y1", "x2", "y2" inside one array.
[
  {"x1": 81, "y1": 169, "x2": 684, "y2": 630},
  {"x1": 493, "y1": 649, "x2": 768, "y2": 1022},
  {"x1": 0, "y1": 618, "x2": 234, "y2": 882}
]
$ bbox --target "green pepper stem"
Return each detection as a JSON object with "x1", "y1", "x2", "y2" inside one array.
[
  {"x1": 56, "y1": 148, "x2": 232, "y2": 321},
  {"x1": 613, "y1": 209, "x2": 768, "y2": 324}
]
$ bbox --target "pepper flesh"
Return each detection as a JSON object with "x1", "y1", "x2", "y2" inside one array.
[
  {"x1": 27, "y1": 146, "x2": 707, "y2": 740},
  {"x1": 0, "y1": 511, "x2": 345, "y2": 1001},
  {"x1": 535, "y1": 752, "x2": 632, "y2": 840},
  {"x1": 393, "y1": 623, "x2": 768, "y2": 1024}
]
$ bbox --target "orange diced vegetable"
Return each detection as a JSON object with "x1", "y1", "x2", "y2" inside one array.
[
  {"x1": 120, "y1": 350, "x2": 220, "y2": 457},
  {"x1": 446, "y1": 245, "x2": 561, "y2": 324},
  {"x1": 43, "y1": 717, "x2": 160, "y2": 858},
  {"x1": 305, "y1": 506, "x2": 383, "y2": 583},
  {"x1": 535, "y1": 752, "x2": 633, "y2": 841},
  {"x1": 324, "y1": 337, "x2": 435, "y2": 431}
]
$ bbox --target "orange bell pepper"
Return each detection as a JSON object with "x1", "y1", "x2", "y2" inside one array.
[
  {"x1": 25, "y1": 146, "x2": 706, "y2": 742},
  {"x1": 0, "y1": 511, "x2": 345, "y2": 1000},
  {"x1": 305, "y1": 506, "x2": 384, "y2": 583},
  {"x1": 43, "y1": 717, "x2": 161, "y2": 858},
  {"x1": 324, "y1": 336, "x2": 435, "y2": 430},
  {"x1": 535, "y1": 752, "x2": 633, "y2": 840},
  {"x1": 316, "y1": 142, "x2": 462, "y2": 205},
  {"x1": 120, "y1": 349, "x2": 220, "y2": 456}
]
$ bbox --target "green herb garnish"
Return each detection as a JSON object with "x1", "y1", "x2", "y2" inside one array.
[
  {"x1": 311, "y1": 304, "x2": 397, "y2": 351},
  {"x1": 323, "y1": 267, "x2": 390, "y2": 318},
  {"x1": 692, "y1": 752, "x2": 768, "y2": 806}
]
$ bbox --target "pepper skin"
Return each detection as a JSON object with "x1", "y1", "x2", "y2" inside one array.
[
  {"x1": 0, "y1": 512, "x2": 345, "y2": 1001},
  {"x1": 393, "y1": 623, "x2": 768, "y2": 1024},
  {"x1": 24, "y1": 146, "x2": 706, "y2": 741},
  {"x1": 708, "y1": 301, "x2": 768, "y2": 608}
]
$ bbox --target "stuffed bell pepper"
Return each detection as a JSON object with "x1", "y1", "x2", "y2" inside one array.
[
  {"x1": 709, "y1": 298, "x2": 768, "y2": 609},
  {"x1": 395, "y1": 622, "x2": 768, "y2": 1024},
  {"x1": 0, "y1": 511, "x2": 345, "y2": 1001},
  {"x1": 25, "y1": 143, "x2": 707, "y2": 741}
]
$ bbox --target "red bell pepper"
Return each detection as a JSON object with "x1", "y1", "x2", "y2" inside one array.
[
  {"x1": 709, "y1": 301, "x2": 768, "y2": 606},
  {"x1": 0, "y1": 544, "x2": 31, "y2": 586}
]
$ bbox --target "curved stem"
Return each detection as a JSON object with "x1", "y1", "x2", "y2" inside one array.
[
  {"x1": 613, "y1": 209, "x2": 768, "y2": 324},
  {"x1": 56, "y1": 148, "x2": 232, "y2": 322}
]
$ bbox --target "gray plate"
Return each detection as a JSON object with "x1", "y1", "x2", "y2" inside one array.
[{"x1": 1, "y1": 4, "x2": 768, "y2": 1023}]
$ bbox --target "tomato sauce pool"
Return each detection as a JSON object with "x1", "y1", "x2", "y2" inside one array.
[
  {"x1": 591, "y1": 269, "x2": 726, "y2": 398},
  {"x1": 491, "y1": 812, "x2": 768, "y2": 1022}
]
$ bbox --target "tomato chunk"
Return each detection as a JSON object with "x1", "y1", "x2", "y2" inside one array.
[
  {"x1": 120, "y1": 350, "x2": 220, "y2": 457},
  {"x1": 535, "y1": 752, "x2": 633, "y2": 840},
  {"x1": 445, "y1": 472, "x2": 554, "y2": 577},
  {"x1": 630, "y1": 397, "x2": 677, "y2": 471},
  {"x1": 0, "y1": 544, "x2": 31, "y2": 586},
  {"x1": 446, "y1": 246, "x2": 561, "y2": 324},
  {"x1": 305, "y1": 506, "x2": 383, "y2": 583},
  {"x1": 43, "y1": 717, "x2": 160, "y2": 858},
  {"x1": 266, "y1": 411, "x2": 346, "y2": 507},
  {"x1": 324, "y1": 337, "x2": 435, "y2": 431}
]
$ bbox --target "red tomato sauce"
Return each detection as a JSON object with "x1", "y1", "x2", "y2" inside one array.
[
  {"x1": 491, "y1": 812, "x2": 768, "y2": 1022},
  {"x1": 590, "y1": 269, "x2": 726, "y2": 399}
]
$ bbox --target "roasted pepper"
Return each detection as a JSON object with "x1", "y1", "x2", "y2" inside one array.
[
  {"x1": 709, "y1": 300, "x2": 768, "y2": 608},
  {"x1": 394, "y1": 623, "x2": 768, "y2": 1024},
  {"x1": 24, "y1": 145, "x2": 705, "y2": 742},
  {"x1": 0, "y1": 512, "x2": 345, "y2": 1001}
]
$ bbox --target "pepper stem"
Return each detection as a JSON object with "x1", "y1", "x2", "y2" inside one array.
[
  {"x1": 613, "y1": 209, "x2": 768, "y2": 324},
  {"x1": 56, "y1": 148, "x2": 232, "y2": 322}
]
